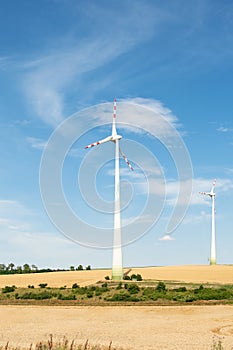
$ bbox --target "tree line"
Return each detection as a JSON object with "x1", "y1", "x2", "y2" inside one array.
[{"x1": 0, "y1": 263, "x2": 91, "y2": 275}]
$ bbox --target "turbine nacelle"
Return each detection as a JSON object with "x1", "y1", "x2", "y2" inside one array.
[
  {"x1": 199, "y1": 179, "x2": 216, "y2": 198},
  {"x1": 111, "y1": 134, "x2": 122, "y2": 142},
  {"x1": 84, "y1": 134, "x2": 122, "y2": 149},
  {"x1": 199, "y1": 191, "x2": 215, "y2": 198}
]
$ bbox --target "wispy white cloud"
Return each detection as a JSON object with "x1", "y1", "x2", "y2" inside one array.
[
  {"x1": 15, "y1": 119, "x2": 31, "y2": 126},
  {"x1": 0, "y1": 200, "x2": 31, "y2": 217},
  {"x1": 166, "y1": 177, "x2": 233, "y2": 207},
  {"x1": 159, "y1": 234, "x2": 175, "y2": 241},
  {"x1": 21, "y1": 3, "x2": 159, "y2": 127},
  {"x1": 225, "y1": 168, "x2": 233, "y2": 175},
  {"x1": 217, "y1": 126, "x2": 233, "y2": 132},
  {"x1": 0, "y1": 198, "x2": 69, "y2": 250},
  {"x1": 0, "y1": 56, "x2": 10, "y2": 70},
  {"x1": 0, "y1": 200, "x2": 33, "y2": 233},
  {"x1": 27, "y1": 137, "x2": 47, "y2": 150},
  {"x1": 122, "y1": 97, "x2": 180, "y2": 130}
]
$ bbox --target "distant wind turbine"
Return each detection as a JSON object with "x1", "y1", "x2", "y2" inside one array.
[
  {"x1": 200, "y1": 179, "x2": 217, "y2": 265},
  {"x1": 84, "y1": 99, "x2": 134, "y2": 280}
]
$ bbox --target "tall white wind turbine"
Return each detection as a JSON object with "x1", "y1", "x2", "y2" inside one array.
[
  {"x1": 84, "y1": 99, "x2": 133, "y2": 280},
  {"x1": 200, "y1": 179, "x2": 217, "y2": 265}
]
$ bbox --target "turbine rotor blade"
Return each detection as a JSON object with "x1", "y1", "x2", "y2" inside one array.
[
  {"x1": 112, "y1": 98, "x2": 117, "y2": 136},
  {"x1": 84, "y1": 135, "x2": 112, "y2": 149},
  {"x1": 119, "y1": 147, "x2": 134, "y2": 171},
  {"x1": 211, "y1": 178, "x2": 217, "y2": 193}
]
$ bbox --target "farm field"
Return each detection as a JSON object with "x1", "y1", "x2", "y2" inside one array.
[
  {"x1": 0, "y1": 265, "x2": 233, "y2": 288},
  {"x1": 1, "y1": 265, "x2": 233, "y2": 349},
  {"x1": 0, "y1": 305, "x2": 233, "y2": 349}
]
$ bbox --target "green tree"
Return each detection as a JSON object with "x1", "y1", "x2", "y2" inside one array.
[
  {"x1": 70, "y1": 266, "x2": 75, "y2": 271},
  {"x1": 77, "y1": 265, "x2": 83, "y2": 271},
  {"x1": 86, "y1": 265, "x2": 91, "y2": 270},
  {"x1": 31, "y1": 264, "x2": 38, "y2": 272},
  {"x1": 16, "y1": 266, "x2": 22, "y2": 274},
  {"x1": 8, "y1": 263, "x2": 15, "y2": 271},
  {"x1": 0, "y1": 264, "x2": 6, "y2": 272},
  {"x1": 23, "y1": 264, "x2": 31, "y2": 273}
]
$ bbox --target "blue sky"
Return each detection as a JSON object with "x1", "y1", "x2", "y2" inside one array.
[{"x1": 1, "y1": 0, "x2": 233, "y2": 269}]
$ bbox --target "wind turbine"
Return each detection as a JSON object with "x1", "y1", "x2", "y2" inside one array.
[
  {"x1": 84, "y1": 99, "x2": 133, "y2": 280},
  {"x1": 200, "y1": 179, "x2": 217, "y2": 265}
]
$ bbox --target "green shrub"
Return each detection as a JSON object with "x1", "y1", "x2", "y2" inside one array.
[
  {"x1": 75, "y1": 287, "x2": 87, "y2": 295},
  {"x1": 2, "y1": 285, "x2": 16, "y2": 293},
  {"x1": 86, "y1": 291, "x2": 93, "y2": 298},
  {"x1": 107, "y1": 292, "x2": 130, "y2": 301},
  {"x1": 38, "y1": 283, "x2": 48, "y2": 288},
  {"x1": 89, "y1": 286, "x2": 96, "y2": 292},
  {"x1": 72, "y1": 283, "x2": 79, "y2": 289},
  {"x1": 116, "y1": 282, "x2": 122, "y2": 290},
  {"x1": 142, "y1": 288, "x2": 160, "y2": 301},
  {"x1": 58, "y1": 293, "x2": 76, "y2": 300},
  {"x1": 107, "y1": 292, "x2": 139, "y2": 302},
  {"x1": 105, "y1": 276, "x2": 110, "y2": 280},
  {"x1": 127, "y1": 283, "x2": 140, "y2": 294},
  {"x1": 28, "y1": 285, "x2": 34, "y2": 289},
  {"x1": 19, "y1": 291, "x2": 53, "y2": 300},
  {"x1": 130, "y1": 274, "x2": 137, "y2": 281},
  {"x1": 156, "y1": 282, "x2": 166, "y2": 292},
  {"x1": 196, "y1": 288, "x2": 233, "y2": 300},
  {"x1": 172, "y1": 294, "x2": 196, "y2": 302},
  {"x1": 136, "y1": 274, "x2": 143, "y2": 281},
  {"x1": 123, "y1": 275, "x2": 131, "y2": 280},
  {"x1": 130, "y1": 274, "x2": 142, "y2": 281},
  {"x1": 173, "y1": 287, "x2": 187, "y2": 292},
  {"x1": 129, "y1": 296, "x2": 140, "y2": 302},
  {"x1": 194, "y1": 285, "x2": 204, "y2": 294},
  {"x1": 100, "y1": 285, "x2": 109, "y2": 292},
  {"x1": 95, "y1": 290, "x2": 102, "y2": 296}
]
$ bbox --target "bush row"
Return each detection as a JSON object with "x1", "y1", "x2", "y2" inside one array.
[{"x1": 1, "y1": 282, "x2": 233, "y2": 303}]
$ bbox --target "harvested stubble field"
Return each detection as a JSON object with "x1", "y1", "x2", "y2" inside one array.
[
  {"x1": 1, "y1": 265, "x2": 233, "y2": 350},
  {"x1": 0, "y1": 265, "x2": 233, "y2": 288}
]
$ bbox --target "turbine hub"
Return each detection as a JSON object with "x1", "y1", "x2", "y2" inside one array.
[{"x1": 111, "y1": 134, "x2": 122, "y2": 141}]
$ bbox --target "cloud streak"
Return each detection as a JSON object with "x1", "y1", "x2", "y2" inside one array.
[
  {"x1": 159, "y1": 234, "x2": 175, "y2": 241},
  {"x1": 27, "y1": 137, "x2": 47, "y2": 150},
  {"x1": 21, "y1": 3, "x2": 159, "y2": 127}
]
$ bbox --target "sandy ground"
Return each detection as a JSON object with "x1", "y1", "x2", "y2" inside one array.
[
  {"x1": 0, "y1": 305, "x2": 233, "y2": 349},
  {"x1": 0, "y1": 265, "x2": 233, "y2": 288}
]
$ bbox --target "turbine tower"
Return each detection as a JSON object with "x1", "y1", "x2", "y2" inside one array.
[
  {"x1": 200, "y1": 179, "x2": 217, "y2": 265},
  {"x1": 84, "y1": 99, "x2": 133, "y2": 280}
]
